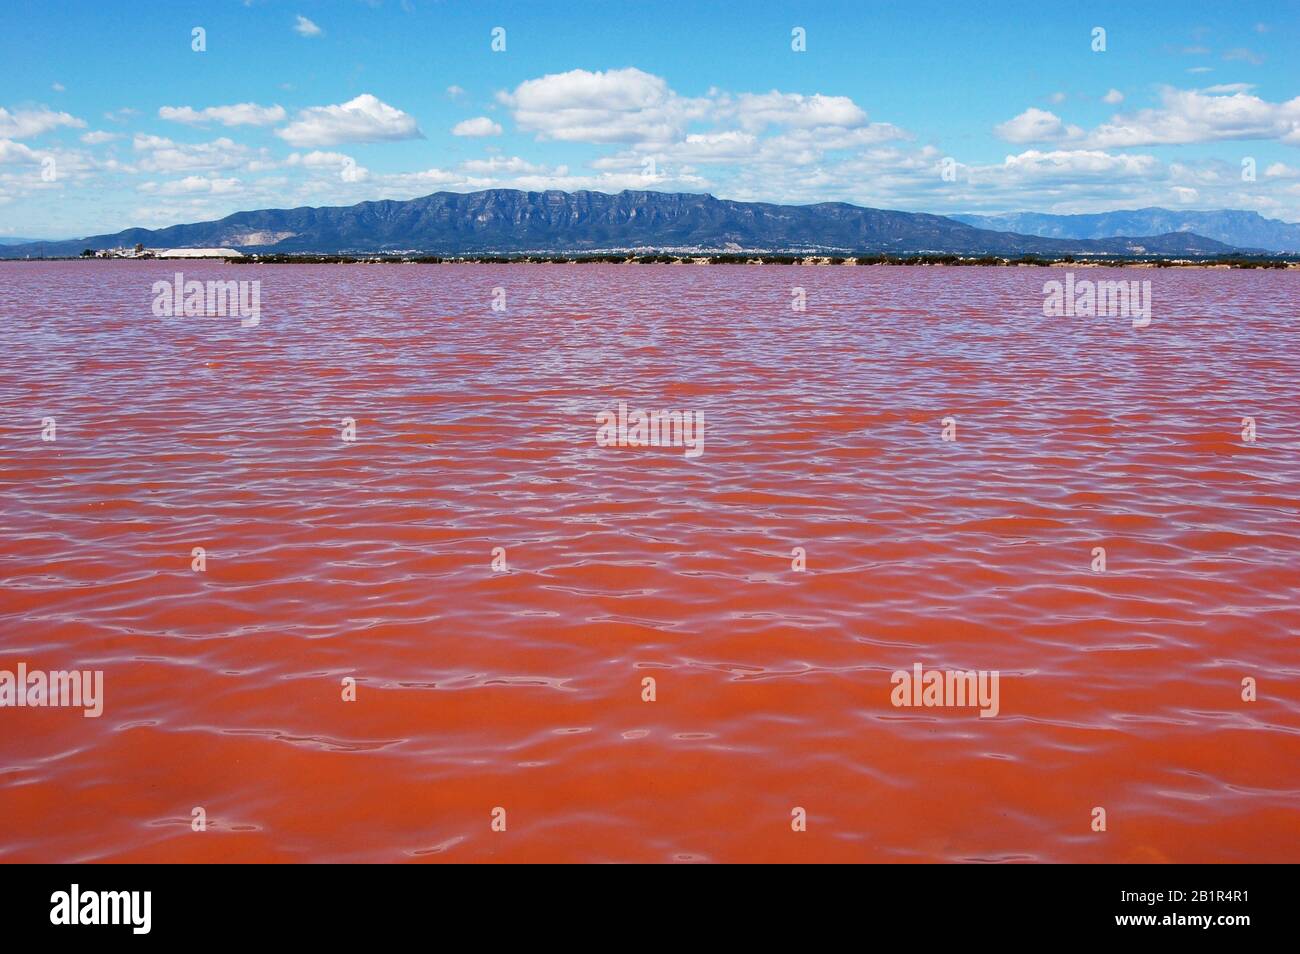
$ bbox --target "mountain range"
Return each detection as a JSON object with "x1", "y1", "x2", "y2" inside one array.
[
  {"x1": 951, "y1": 208, "x2": 1300, "y2": 253},
  {"x1": 0, "y1": 190, "x2": 1265, "y2": 259}
]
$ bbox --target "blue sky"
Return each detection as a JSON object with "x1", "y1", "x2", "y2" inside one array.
[{"x1": 2, "y1": 0, "x2": 1298, "y2": 238}]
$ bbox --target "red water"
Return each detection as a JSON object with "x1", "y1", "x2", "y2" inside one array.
[{"x1": 1, "y1": 261, "x2": 1297, "y2": 863}]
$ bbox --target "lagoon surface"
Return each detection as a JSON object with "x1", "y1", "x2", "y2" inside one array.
[{"x1": 1, "y1": 261, "x2": 1297, "y2": 862}]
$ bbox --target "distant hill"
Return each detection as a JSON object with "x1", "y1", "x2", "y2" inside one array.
[
  {"x1": 0, "y1": 236, "x2": 48, "y2": 245},
  {"x1": 951, "y1": 207, "x2": 1300, "y2": 253},
  {"x1": 0, "y1": 189, "x2": 1253, "y2": 258}
]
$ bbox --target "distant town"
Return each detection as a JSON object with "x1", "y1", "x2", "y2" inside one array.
[{"x1": 81, "y1": 246, "x2": 246, "y2": 260}]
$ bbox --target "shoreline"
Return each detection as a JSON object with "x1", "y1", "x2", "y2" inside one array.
[{"x1": 3, "y1": 253, "x2": 1298, "y2": 268}]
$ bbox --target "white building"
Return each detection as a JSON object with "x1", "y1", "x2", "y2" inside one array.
[{"x1": 158, "y1": 248, "x2": 244, "y2": 259}]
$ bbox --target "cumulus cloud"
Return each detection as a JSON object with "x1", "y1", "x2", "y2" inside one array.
[
  {"x1": 767, "y1": 123, "x2": 907, "y2": 151},
  {"x1": 994, "y1": 88, "x2": 1300, "y2": 149},
  {"x1": 1102, "y1": 89, "x2": 1124, "y2": 104},
  {"x1": 451, "y1": 117, "x2": 502, "y2": 137},
  {"x1": 999, "y1": 149, "x2": 1163, "y2": 180},
  {"x1": 139, "y1": 175, "x2": 243, "y2": 196},
  {"x1": 294, "y1": 15, "x2": 322, "y2": 37},
  {"x1": 0, "y1": 140, "x2": 44, "y2": 164},
  {"x1": 994, "y1": 108, "x2": 1083, "y2": 143},
  {"x1": 80, "y1": 130, "x2": 119, "y2": 145},
  {"x1": 377, "y1": 167, "x2": 464, "y2": 190},
  {"x1": 460, "y1": 156, "x2": 548, "y2": 174},
  {"x1": 498, "y1": 67, "x2": 880, "y2": 150},
  {"x1": 286, "y1": 150, "x2": 369, "y2": 182},
  {"x1": 132, "y1": 134, "x2": 256, "y2": 173},
  {"x1": 159, "y1": 103, "x2": 287, "y2": 127},
  {"x1": 288, "y1": 150, "x2": 352, "y2": 167},
  {"x1": 500, "y1": 67, "x2": 709, "y2": 144},
  {"x1": 0, "y1": 106, "x2": 85, "y2": 139},
  {"x1": 724, "y1": 92, "x2": 868, "y2": 131},
  {"x1": 1087, "y1": 87, "x2": 1300, "y2": 147},
  {"x1": 671, "y1": 131, "x2": 759, "y2": 161},
  {"x1": 277, "y1": 94, "x2": 423, "y2": 147}
]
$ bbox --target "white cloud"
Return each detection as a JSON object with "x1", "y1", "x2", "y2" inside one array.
[
  {"x1": 1087, "y1": 87, "x2": 1300, "y2": 147},
  {"x1": 288, "y1": 150, "x2": 351, "y2": 167},
  {"x1": 499, "y1": 67, "x2": 877, "y2": 149},
  {"x1": 0, "y1": 106, "x2": 85, "y2": 139},
  {"x1": 672, "y1": 131, "x2": 759, "y2": 161},
  {"x1": 286, "y1": 150, "x2": 369, "y2": 182},
  {"x1": 1201, "y1": 83, "x2": 1255, "y2": 95},
  {"x1": 51, "y1": 82, "x2": 65, "y2": 93},
  {"x1": 373, "y1": 167, "x2": 464, "y2": 191},
  {"x1": 140, "y1": 175, "x2": 243, "y2": 196},
  {"x1": 446, "y1": 85, "x2": 465, "y2": 98},
  {"x1": 1102, "y1": 89, "x2": 1124, "y2": 105},
  {"x1": 294, "y1": 15, "x2": 322, "y2": 37},
  {"x1": 0, "y1": 140, "x2": 43, "y2": 164},
  {"x1": 994, "y1": 108, "x2": 1082, "y2": 143},
  {"x1": 451, "y1": 117, "x2": 502, "y2": 137},
  {"x1": 500, "y1": 67, "x2": 709, "y2": 144},
  {"x1": 460, "y1": 156, "x2": 546, "y2": 174},
  {"x1": 764, "y1": 123, "x2": 907, "y2": 151},
  {"x1": 278, "y1": 94, "x2": 422, "y2": 147},
  {"x1": 80, "y1": 130, "x2": 119, "y2": 145},
  {"x1": 340, "y1": 161, "x2": 370, "y2": 184},
  {"x1": 159, "y1": 103, "x2": 287, "y2": 127},
  {"x1": 724, "y1": 92, "x2": 868, "y2": 131},
  {"x1": 999, "y1": 149, "x2": 1163, "y2": 180},
  {"x1": 1264, "y1": 162, "x2": 1300, "y2": 179},
  {"x1": 132, "y1": 134, "x2": 256, "y2": 173}
]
